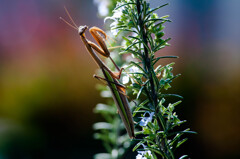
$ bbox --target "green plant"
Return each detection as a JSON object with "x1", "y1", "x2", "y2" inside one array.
[{"x1": 93, "y1": 0, "x2": 196, "y2": 158}]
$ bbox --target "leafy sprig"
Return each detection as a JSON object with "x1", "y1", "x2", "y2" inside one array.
[{"x1": 105, "y1": 0, "x2": 196, "y2": 158}]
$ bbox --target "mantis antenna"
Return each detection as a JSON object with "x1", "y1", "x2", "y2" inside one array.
[
  {"x1": 59, "y1": 6, "x2": 78, "y2": 31},
  {"x1": 59, "y1": 17, "x2": 78, "y2": 30},
  {"x1": 63, "y1": 6, "x2": 78, "y2": 28}
]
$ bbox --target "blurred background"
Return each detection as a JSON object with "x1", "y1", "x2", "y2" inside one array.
[{"x1": 0, "y1": 0, "x2": 239, "y2": 158}]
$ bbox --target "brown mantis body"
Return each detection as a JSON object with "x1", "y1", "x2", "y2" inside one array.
[{"x1": 61, "y1": 8, "x2": 135, "y2": 138}]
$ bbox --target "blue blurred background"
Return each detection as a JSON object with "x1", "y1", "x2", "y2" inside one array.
[{"x1": 0, "y1": 0, "x2": 239, "y2": 158}]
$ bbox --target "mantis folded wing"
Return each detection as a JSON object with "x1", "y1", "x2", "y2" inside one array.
[{"x1": 60, "y1": 10, "x2": 135, "y2": 138}]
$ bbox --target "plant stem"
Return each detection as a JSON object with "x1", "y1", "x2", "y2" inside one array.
[{"x1": 136, "y1": 0, "x2": 174, "y2": 158}]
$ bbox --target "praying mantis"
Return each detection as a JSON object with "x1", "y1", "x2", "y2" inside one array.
[{"x1": 60, "y1": 8, "x2": 135, "y2": 139}]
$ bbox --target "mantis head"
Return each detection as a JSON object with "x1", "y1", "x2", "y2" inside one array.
[{"x1": 78, "y1": 25, "x2": 88, "y2": 35}]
